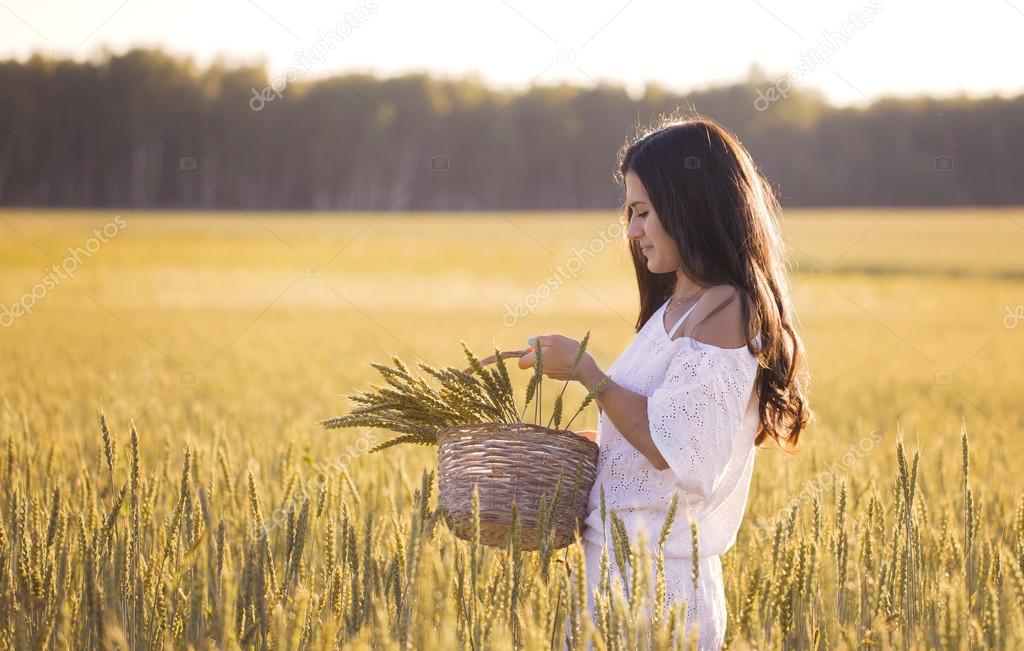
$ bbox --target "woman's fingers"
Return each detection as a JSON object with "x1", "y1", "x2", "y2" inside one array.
[
  {"x1": 517, "y1": 348, "x2": 535, "y2": 369},
  {"x1": 517, "y1": 342, "x2": 540, "y2": 369}
]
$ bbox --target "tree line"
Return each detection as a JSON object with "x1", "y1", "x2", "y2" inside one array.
[{"x1": 1, "y1": 48, "x2": 1020, "y2": 210}]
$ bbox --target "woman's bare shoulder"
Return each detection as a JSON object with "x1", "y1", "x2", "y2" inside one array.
[{"x1": 676, "y1": 284, "x2": 746, "y2": 348}]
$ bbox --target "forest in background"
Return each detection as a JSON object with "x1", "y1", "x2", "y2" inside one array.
[{"x1": 1, "y1": 48, "x2": 1020, "y2": 210}]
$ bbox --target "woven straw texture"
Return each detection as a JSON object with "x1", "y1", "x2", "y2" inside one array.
[{"x1": 437, "y1": 421, "x2": 599, "y2": 550}]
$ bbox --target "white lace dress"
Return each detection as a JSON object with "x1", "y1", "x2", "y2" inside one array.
[{"x1": 579, "y1": 296, "x2": 761, "y2": 650}]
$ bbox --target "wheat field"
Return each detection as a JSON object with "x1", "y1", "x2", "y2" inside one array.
[{"x1": 1, "y1": 208, "x2": 1023, "y2": 649}]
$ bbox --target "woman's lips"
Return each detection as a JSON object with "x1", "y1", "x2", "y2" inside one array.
[{"x1": 641, "y1": 245, "x2": 653, "y2": 255}]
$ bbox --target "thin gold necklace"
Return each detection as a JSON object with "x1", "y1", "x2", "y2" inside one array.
[{"x1": 667, "y1": 286, "x2": 705, "y2": 311}]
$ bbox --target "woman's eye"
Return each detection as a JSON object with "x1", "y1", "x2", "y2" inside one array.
[{"x1": 626, "y1": 208, "x2": 648, "y2": 222}]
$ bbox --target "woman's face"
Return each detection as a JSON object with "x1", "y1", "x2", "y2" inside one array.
[{"x1": 624, "y1": 168, "x2": 681, "y2": 274}]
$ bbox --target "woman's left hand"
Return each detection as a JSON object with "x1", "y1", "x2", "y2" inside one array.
[{"x1": 516, "y1": 334, "x2": 595, "y2": 382}]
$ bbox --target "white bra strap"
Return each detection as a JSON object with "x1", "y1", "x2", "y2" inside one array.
[{"x1": 667, "y1": 302, "x2": 700, "y2": 340}]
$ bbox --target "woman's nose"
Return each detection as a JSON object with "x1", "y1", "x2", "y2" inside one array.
[{"x1": 626, "y1": 216, "x2": 643, "y2": 240}]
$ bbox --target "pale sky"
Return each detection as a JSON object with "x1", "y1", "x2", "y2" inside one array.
[{"x1": 2, "y1": 0, "x2": 1022, "y2": 105}]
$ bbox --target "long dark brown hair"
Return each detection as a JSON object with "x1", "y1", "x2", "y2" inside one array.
[{"x1": 615, "y1": 112, "x2": 811, "y2": 449}]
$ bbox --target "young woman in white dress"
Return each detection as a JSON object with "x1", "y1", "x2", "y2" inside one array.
[{"x1": 518, "y1": 115, "x2": 811, "y2": 649}]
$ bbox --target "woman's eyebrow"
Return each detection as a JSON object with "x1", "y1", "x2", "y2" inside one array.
[{"x1": 628, "y1": 199, "x2": 648, "y2": 207}]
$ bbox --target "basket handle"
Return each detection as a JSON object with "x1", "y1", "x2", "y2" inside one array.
[{"x1": 463, "y1": 349, "x2": 530, "y2": 374}]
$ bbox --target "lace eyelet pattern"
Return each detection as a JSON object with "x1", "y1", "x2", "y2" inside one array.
[{"x1": 580, "y1": 297, "x2": 761, "y2": 649}]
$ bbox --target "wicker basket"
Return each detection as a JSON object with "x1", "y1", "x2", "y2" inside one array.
[{"x1": 436, "y1": 350, "x2": 600, "y2": 551}]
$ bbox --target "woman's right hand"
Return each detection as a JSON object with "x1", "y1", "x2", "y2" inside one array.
[{"x1": 577, "y1": 429, "x2": 597, "y2": 442}]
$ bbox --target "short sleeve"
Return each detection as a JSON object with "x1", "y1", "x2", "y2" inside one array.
[{"x1": 647, "y1": 341, "x2": 756, "y2": 503}]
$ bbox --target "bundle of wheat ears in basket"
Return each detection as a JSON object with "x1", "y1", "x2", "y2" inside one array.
[{"x1": 321, "y1": 335, "x2": 608, "y2": 551}]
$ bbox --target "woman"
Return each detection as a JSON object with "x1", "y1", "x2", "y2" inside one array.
[{"x1": 518, "y1": 114, "x2": 811, "y2": 649}]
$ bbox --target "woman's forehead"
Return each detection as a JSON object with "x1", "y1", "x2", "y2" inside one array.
[{"x1": 624, "y1": 170, "x2": 648, "y2": 203}]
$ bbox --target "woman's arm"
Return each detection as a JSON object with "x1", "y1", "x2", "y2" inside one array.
[
  {"x1": 577, "y1": 359, "x2": 669, "y2": 470},
  {"x1": 574, "y1": 287, "x2": 746, "y2": 471}
]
